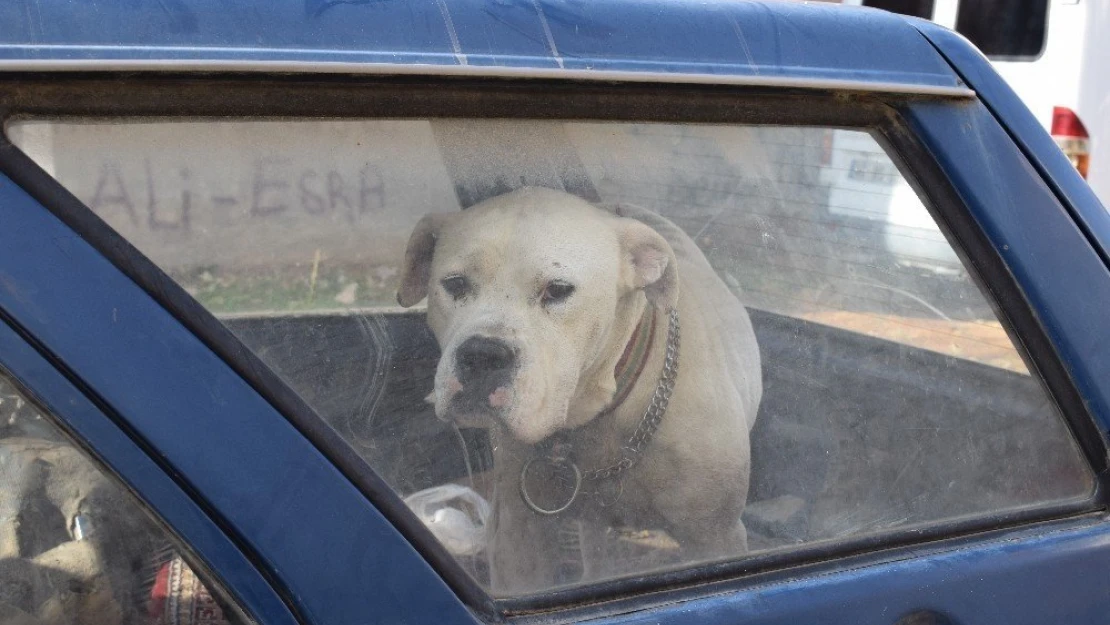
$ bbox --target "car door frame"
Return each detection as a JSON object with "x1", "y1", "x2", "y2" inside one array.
[
  {"x1": 0, "y1": 306, "x2": 297, "y2": 625},
  {"x1": 0, "y1": 67, "x2": 1108, "y2": 624}
]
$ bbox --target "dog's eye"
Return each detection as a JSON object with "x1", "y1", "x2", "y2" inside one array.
[
  {"x1": 541, "y1": 280, "x2": 576, "y2": 305},
  {"x1": 441, "y1": 275, "x2": 471, "y2": 300}
]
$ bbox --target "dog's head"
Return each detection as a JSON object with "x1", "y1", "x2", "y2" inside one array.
[{"x1": 398, "y1": 188, "x2": 678, "y2": 443}]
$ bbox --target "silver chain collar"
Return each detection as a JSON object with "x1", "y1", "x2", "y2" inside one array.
[{"x1": 520, "y1": 307, "x2": 681, "y2": 515}]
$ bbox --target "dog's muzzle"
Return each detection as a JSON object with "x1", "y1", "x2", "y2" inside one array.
[
  {"x1": 449, "y1": 336, "x2": 517, "y2": 416},
  {"x1": 456, "y1": 336, "x2": 516, "y2": 380}
]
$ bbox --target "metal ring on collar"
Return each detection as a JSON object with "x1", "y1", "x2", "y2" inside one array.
[{"x1": 520, "y1": 456, "x2": 582, "y2": 516}]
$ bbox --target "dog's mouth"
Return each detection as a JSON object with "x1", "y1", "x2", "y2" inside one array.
[
  {"x1": 437, "y1": 334, "x2": 521, "y2": 427},
  {"x1": 439, "y1": 369, "x2": 570, "y2": 444},
  {"x1": 434, "y1": 333, "x2": 576, "y2": 444},
  {"x1": 443, "y1": 374, "x2": 516, "y2": 426}
]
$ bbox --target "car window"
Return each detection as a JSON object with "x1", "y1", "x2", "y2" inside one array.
[
  {"x1": 861, "y1": 0, "x2": 934, "y2": 20},
  {"x1": 0, "y1": 370, "x2": 251, "y2": 625},
  {"x1": 954, "y1": 0, "x2": 1049, "y2": 60},
  {"x1": 856, "y1": 0, "x2": 1049, "y2": 62},
  {"x1": 6, "y1": 117, "x2": 1094, "y2": 597}
]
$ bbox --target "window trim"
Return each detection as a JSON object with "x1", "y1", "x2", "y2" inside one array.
[
  {"x1": 0, "y1": 62, "x2": 977, "y2": 98},
  {"x1": 0, "y1": 74, "x2": 1102, "y2": 618}
]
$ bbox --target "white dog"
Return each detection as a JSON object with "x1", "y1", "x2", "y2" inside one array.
[{"x1": 398, "y1": 187, "x2": 761, "y2": 593}]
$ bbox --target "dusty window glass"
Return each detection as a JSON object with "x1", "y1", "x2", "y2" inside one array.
[
  {"x1": 0, "y1": 372, "x2": 250, "y2": 625},
  {"x1": 955, "y1": 0, "x2": 1049, "y2": 60},
  {"x1": 7, "y1": 118, "x2": 1094, "y2": 596}
]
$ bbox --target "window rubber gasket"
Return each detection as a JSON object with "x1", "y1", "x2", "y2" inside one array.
[{"x1": 0, "y1": 73, "x2": 1102, "y2": 619}]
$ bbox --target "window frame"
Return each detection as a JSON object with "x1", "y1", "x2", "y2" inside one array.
[
  {"x1": 0, "y1": 74, "x2": 1104, "y2": 618},
  {"x1": 0, "y1": 313, "x2": 295, "y2": 625}
]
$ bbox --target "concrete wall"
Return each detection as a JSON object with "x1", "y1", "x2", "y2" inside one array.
[{"x1": 10, "y1": 119, "x2": 462, "y2": 271}]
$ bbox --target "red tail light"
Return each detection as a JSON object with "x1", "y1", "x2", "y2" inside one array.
[{"x1": 1051, "y1": 106, "x2": 1090, "y2": 179}]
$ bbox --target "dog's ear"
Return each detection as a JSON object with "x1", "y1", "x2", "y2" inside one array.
[
  {"x1": 618, "y1": 219, "x2": 679, "y2": 309},
  {"x1": 398, "y1": 212, "x2": 457, "y2": 307}
]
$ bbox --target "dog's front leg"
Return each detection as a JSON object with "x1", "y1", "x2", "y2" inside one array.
[
  {"x1": 669, "y1": 515, "x2": 749, "y2": 564},
  {"x1": 489, "y1": 499, "x2": 584, "y2": 594},
  {"x1": 649, "y1": 468, "x2": 753, "y2": 564},
  {"x1": 487, "y1": 452, "x2": 581, "y2": 595}
]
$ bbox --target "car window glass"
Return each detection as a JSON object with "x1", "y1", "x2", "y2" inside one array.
[
  {"x1": 0, "y1": 370, "x2": 251, "y2": 625},
  {"x1": 6, "y1": 118, "x2": 1094, "y2": 597},
  {"x1": 861, "y1": 0, "x2": 935, "y2": 20},
  {"x1": 955, "y1": 0, "x2": 1049, "y2": 60}
]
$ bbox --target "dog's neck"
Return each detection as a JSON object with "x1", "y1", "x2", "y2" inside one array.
[{"x1": 565, "y1": 295, "x2": 663, "y2": 430}]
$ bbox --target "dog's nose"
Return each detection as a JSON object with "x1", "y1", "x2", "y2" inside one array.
[{"x1": 456, "y1": 336, "x2": 516, "y2": 380}]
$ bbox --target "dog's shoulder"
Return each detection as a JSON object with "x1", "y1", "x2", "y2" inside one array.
[
  {"x1": 599, "y1": 201, "x2": 762, "y2": 423},
  {"x1": 597, "y1": 202, "x2": 702, "y2": 264}
]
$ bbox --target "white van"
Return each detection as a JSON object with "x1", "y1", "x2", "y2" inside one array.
[
  {"x1": 823, "y1": 0, "x2": 1108, "y2": 275},
  {"x1": 847, "y1": 0, "x2": 1108, "y2": 204}
]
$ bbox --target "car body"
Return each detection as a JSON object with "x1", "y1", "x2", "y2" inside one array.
[{"x1": 0, "y1": 2, "x2": 1108, "y2": 625}]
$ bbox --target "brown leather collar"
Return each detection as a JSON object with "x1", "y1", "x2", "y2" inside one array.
[{"x1": 603, "y1": 304, "x2": 657, "y2": 415}]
